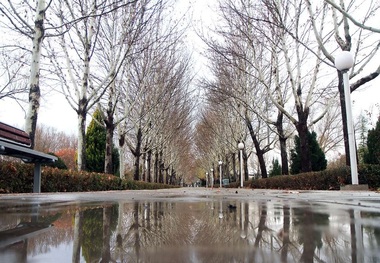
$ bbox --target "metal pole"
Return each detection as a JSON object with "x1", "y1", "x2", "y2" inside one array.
[
  {"x1": 240, "y1": 149, "x2": 243, "y2": 188},
  {"x1": 343, "y1": 71, "x2": 359, "y2": 184}
]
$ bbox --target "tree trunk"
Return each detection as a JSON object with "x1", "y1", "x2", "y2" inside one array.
[
  {"x1": 254, "y1": 204, "x2": 267, "y2": 248},
  {"x1": 295, "y1": 110, "x2": 312, "y2": 173},
  {"x1": 25, "y1": 0, "x2": 46, "y2": 148},
  {"x1": 232, "y1": 152, "x2": 237, "y2": 182},
  {"x1": 281, "y1": 205, "x2": 290, "y2": 262},
  {"x1": 104, "y1": 82, "x2": 115, "y2": 174},
  {"x1": 77, "y1": 109, "x2": 87, "y2": 171},
  {"x1": 133, "y1": 203, "x2": 140, "y2": 260},
  {"x1": 142, "y1": 151, "x2": 146, "y2": 181},
  {"x1": 77, "y1": 20, "x2": 91, "y2": 171},
  {"x1": 147, "y1": 149, "x2": 152, "y2": 182},
  {"x1": 72, "y1": 210, "x2": 83, "y2": 263},
  {"x1": 118, "y1": 133, "x2": 126, "y2": 179},
  {"x1": 165, "y1": 168, "x2": 170, "y2": 184},
  {"x1": 254, "y1": 140, "x2": 268, "y2": 178},
  {"x1": 170, "y1": 167, "x2": 180, "y2": 185},
  {"x1": 104, "y1": 120, "x2": 114, "y2": 174},
  {"x1": 243, "y1": 150, "x2": 249, "y2": 181},
  {"x1": 133, "y1": 127, "x2": 142, "y2": 181},
  {"x1": 279, "y1": 136, "x2": 289, "y2": 175},
  {"x1": 159, "y1": 150, "x2": 164, "y2": 184},
  {"x1": 154, "y1": 151, "x2": 159, "y2": 183},
  {"x1": 245, "y1": 114, "x2": 268, "y2": 178},
  {"x1": 100, "y1": 207, "x2": 111, "y2": 263},
  {"x1": 276, "y1": 111, "x2": 289, "y2": 175}
]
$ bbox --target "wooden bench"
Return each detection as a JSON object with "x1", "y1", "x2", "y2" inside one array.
[{"x1": 0, "y1": 122, "x2": 57, "y2": 193}]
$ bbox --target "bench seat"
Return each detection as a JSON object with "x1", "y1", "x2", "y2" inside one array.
[{"x1": 0, "y1": 122, "x2": 57, "y2": 193}]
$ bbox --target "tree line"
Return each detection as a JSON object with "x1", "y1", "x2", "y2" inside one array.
[
  {"x1": 194, "y1": 0, "x2": 380, "y2": 181},
  {"x1": 1, "y1": 0, "x2": 380, "y2": 184},
  {"x1": 0, "y1": 0, "x2": 195, "y2": 184}
]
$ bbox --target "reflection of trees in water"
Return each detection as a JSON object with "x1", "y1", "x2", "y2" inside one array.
[
  {"x1": 4, "y1": 200, "x2": 379, "y2": 262},
  {"x1": 281, "y1": 205, "x2": 290, "y2": 262},
  {"x1": 107, "y1": 202, "x2": 380, "y2": 262},
  {"x1": 81, "y1": 208, "x2": 103, "y2": 261},
  {"x1": 108, "y1": 201, "x2": 356, "y2": 262},
  {"x1": 0, "y1": 208, "x2": 72, "y2": 260},
  {"x1": 26, "y1": 212, "x2": 68, "y2": 255},
  {"x1": 110, "y1": 201, "x2": 256, "y2": 262},
  {"x1": 81, "y1": 205, "x2": 118, "y2": 262},
  {"x1": 72, "y1": 210, "x2": 83, "y2": 263},
  {"x1": 292, "y1": 205, "x2": 330, "y2": 262},
  {"x1": 362, "y1": 211, "x2": 380, "y2": 262}
]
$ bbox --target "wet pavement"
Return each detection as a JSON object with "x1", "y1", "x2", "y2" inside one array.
[{"x1": 0, "y1": 188, "x2": 380, "y2": 263}]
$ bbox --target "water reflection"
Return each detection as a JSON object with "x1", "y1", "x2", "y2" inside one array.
[{"x1": 0, "y1": 199, "x2": 379, "y2": 262}]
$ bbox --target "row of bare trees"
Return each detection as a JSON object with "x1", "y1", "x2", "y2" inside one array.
[
  {"x1": 1, "y1": 0, "x2": 379, "y2": 183},
  {"x1": 0, "y1": 0, "x2": 195, "y2": 183},
  {"x1": 195, "y1": 0, "x2": 380, "y2": 179}
]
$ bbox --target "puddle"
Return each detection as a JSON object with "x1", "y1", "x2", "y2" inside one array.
[{"x1": 0, "y1": 198, "x2": 379, "y2": 262}]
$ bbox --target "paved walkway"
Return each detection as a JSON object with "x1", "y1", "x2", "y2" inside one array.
[{"x1": 1, "y1": 187, "x2": 380, "y2": 209}]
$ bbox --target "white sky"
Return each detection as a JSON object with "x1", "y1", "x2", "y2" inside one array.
[{"x1": 0, "y1": 0, "x2": 379, "y2": 136}]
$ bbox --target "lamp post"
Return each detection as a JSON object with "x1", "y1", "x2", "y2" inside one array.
[
  {"x1": 335, "y1": 51, "x2": 358, "y2": 185},
  {"x1": 238, "y1": 142, "x2": 244, "y2": 188},
  {"x1": 218, "y1": 160, "x2": 223, "y2": 188}
]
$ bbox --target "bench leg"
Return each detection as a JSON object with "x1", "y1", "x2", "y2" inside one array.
[{"x1": 33, "y1": 164, "x2": 41, "y2": 193}]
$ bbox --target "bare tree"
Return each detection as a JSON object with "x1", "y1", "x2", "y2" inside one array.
[
  {"x1": 0, "y1": 0, "x2": 51, "y2": 147},
  {"x1": 34, "y1": 124, "x2": 77, "y2": 153},
  {"x1": 112, "y1": 3, "x2": 194, "y2": 181},
  {"x1": 46, "y1": 0, "x2": 149, "y2": 171},
  {"x1": 0, "y1": 50, "x2": 28, "y2": 103},
  {"x1": 119, "y1": 36, "x2": 193, "y2": 181},
  {"x1": 95, "y1": 0, "x2": 166, "y2": 174}
]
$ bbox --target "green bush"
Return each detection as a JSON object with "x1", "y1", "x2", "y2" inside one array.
[
  {"x1": 0, "y1": 161, "x2": 178, "y2": 193},
  {"x1": 356, "y1": 164, "x2": 380, "y2": 189}
]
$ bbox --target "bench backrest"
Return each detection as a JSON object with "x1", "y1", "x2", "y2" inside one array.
[{"x1": 0, "y1": 122, "x2": 31, "y2": 147}]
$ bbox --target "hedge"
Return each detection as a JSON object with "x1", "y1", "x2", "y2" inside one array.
[
  {"x1": 0, "y1": 161, "x2": 178, "y2": 193},
  {"x1": 249, "y1": 165, "x2": 380, "y2": 190}
]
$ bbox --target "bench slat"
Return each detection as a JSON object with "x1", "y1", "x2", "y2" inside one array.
[{"x1": 0, "y1": 122, "x2": 31, "y2": 147}]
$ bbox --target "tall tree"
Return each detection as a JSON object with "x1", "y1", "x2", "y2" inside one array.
[
  {"x1": 86, "y1": 109, "x2": 106, "y2": 173},
  {"x1": 96, "y1": 0, "x2": 167, "y2": 174},
  {"x1": 203, "y1": 0, "x2": 330, "y2": 175},
  {"x1": 47, "y1": 0, "x2": 141, "y2": 171},
  {"x1": 85, "y1": 108, "x2": 119, "y2": 174},
  {"x1": 0, "y1": 0, "x2": 50, "y2": 147}
]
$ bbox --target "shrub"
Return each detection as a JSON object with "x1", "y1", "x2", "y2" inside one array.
[
  {"x1": 43, "y1": 153, "x2": 68, "y2": 169},
  {"x1": 364, "y1": 116, "x2": 380, "y2": 164},
  {"x1": 251, "y1": 165, "x2": 380, "y2": 190},
  {"x1": 269, "y1": 158, "x2": 282, "y2": 177},
  {"x1": 0, "y1": 161, "x2": 178, "y2": 193},
  {"x1": 290, "y1": 131, "x2": 327, "y2": 174}
]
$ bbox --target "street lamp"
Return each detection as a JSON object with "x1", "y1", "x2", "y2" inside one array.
[
  {"x1": 210, "y1": 168, "x2": 214, "y2": 189},
  {"x1": 218, "y1": 160, "x2": 223, "y2": 188},
  {"x1": 238, "y1": 142, "x2": 245, "y2": 188},
  {"x1": 335, "y1": 51, "x2": 358, "y2": 185}
]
